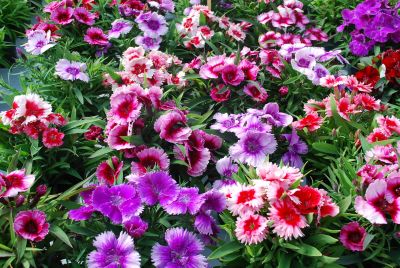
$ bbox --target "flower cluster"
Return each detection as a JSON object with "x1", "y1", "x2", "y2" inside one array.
[
  {"x1": 177, "y1": 5, "x2": 247, "y2": 48},
  {"x1": 257, "y1": 0, "x2": 328, "y2": 48},
  {"x1": 218, "y1": 162, "x2": 339, "y2": 243},
  {"x1": 0, "y1": 94, "x2": 66, "y2": 148},
  {"x1": 212, "y1": 103, "x2": 292, "y2": 166},
  {"x1": 337, "y1": 0, "x2": 400, "y2": 56}
]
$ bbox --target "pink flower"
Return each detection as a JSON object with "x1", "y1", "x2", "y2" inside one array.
[
  {"x1": 73, "y1": 7, "x2": 96, "y2": 25},
  {"x1": 42, "y1": 128, "x2": 64, "y2": 148},
  {"x1": 96, "y1": 156, "x2": 123, "y2": 185},
  {"x1": 227, "y1": 24, "x2": 246, "y2": 41},
  {"x1": 357, "y1": 164, "x2": 384, "y2": 186},
  {"x1": 243, "y1": 83, "x2": 268, "y2": 102},
  {"x1": 109, "y1": 92, "x2": 142, "y2": 125},
  {"x1": 154, "y1": 111, "x2": 192, "y2": 143},
  {"x1": 14, "y1": 210, "x2": 49, "y2": 242},
  {"x1": 367, "y1": 128, "x2": 390, "y2": 143},
  {"x1": 129, "y1": 147, "x2": 170, "y2": 180},
  {"x1": 377, "y1": 116, "x2": 400, "y2": 135},
  {"x1": 107, "y1": 124, "x2": 135, "y2": 150},
  {"x1": 235, "y1": 213, "x2": 268, "y2": 245},
  {"x1": 227, "y1": 184, "x2": 264, "y2": 216},
  {"x1": 365, "y1": 145, "x2": 397, "y2": 165},
  {"x1": 199, "y1": 55, "x2": 226, "y2": 79},
  {"x1": 50, "y1": 7, "x2": 74, "y2": 25},
  {"x1": 269, "y1": 199, "x2": 308, "y2": 240},
  {"x1": 12, "y1": 94, "x2": 52, "y2": 124},
  {"x1": 0, "y1": 169, "x2": 35, "y2": 197},
  {"x1": 174, "y1": 143, "x2": 211, "y2": 177},
  {"x1": 355, "y1": 179, "x2": 400, "y2": 224},
  {"x1": 340, "y1": 222, "x2": 366, "y2": 252},
  {"x1": 210, "y1": 84, "x2": 231, "y2": 102},
  {"x1": 84, "y1": 27, "x2": 109, "y2": 46},
  {"x1": 239, "y1": 60, "x2": 259, "y2": 81},
  {"x1": 24, "y1": 30, "x2": 56, "y2": 55},
  {"x1": 221, "y1": 64, "x2": 244, "y2": 86}
]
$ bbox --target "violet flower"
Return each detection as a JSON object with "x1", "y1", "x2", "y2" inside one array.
[{"x1": 281, "y1": 129, "x2": 308, "y2": 168}]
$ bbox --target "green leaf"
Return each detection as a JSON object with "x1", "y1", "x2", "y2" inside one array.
[
  {"x1": 363, "y1": 233, "x2": 374, "y2": 250},
  {"x1": 0, "y1": 250, "x2": 15, "y2": 258},
  {"x1": 306, "y1": 234, "x2": 338, "y2": 247},
  {"x1": 312, "y1": 142, "x2": 339, "y2": 155},
  {"x1": 89, "y1": 147, "x2": 113, "y2": 158},
  {"x1": 338, "y1": 195, "x2": 352, "y2": 214},
  {"x1": 73, "y1": 88, "x2": 84, "y2": 104},
  {"x1": 50, "y1": 225, "x2": 73, "y2": 248},
  {"x1": 293, "y1": 243, "x2": 322, "y2": 257},
  {"x1": 16, "y1": 237, "x2": 27, "y2": 261},
  {"x1": 208, "y1": 241, "x2": 243, "y2": 260}
]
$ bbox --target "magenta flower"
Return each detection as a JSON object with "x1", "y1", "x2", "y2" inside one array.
[
  {"x1": 14, "y1": 210, "x2": 49, "y2": 242},
  {"x1": 55, "y1": 59, "x2": 89, "y2": 82},
  {"x1": 124, "y1": 216, "x2": 148, "y2": 239},
  {"x1": 92, "y1": 184, "x2": 141, "y2": 224},
  {"x1": 73, "y1": 7, "x2": 96, "y2": 25},
  {"x1": 68, "y1": 187, "x2": 95, "y2": 221},
  {"x1": 195, "y1": 212, "x2": 219, "y2": 235},
  {"x1": 151, "y1": 228, "x2": 207, "y2": 268},
  {"x1": 229, "y1": 131, "x2": 277, "y2": 167},
  {"x1": 243, "y1": 83, "x2": 268, "y2": 102},
  {"x1": 154, "y1": 110, "x2": 192, "y2": 143},
  {"x1": 84, "y1": 27, "x2": 110, "y2": 46},
  {"x1": 0, "y1": 169, "x2": 34, "y2": 197},
  {"x1": 136, "y1": 171, "x2": 179, "y2": 206},
  {"x1": 136, "y1": 12, "x2": 168, "y2": 37},
  {"x1": 355, "y1": 179, "x2": 400, "y2": 224},
  {"x1": 163, "y1": 187, "x2": 204, "y2": 215},
  {"x1": 259, "y1": 102, "x2": 293, "y2": 127},
  {"x1": 87, "y1": 231, "x2": 140, "y2": 268},
  {"x1": 135, "y1": 34, "x2": 162, "y2": 51},
  {"x1": 107, "y1": 124, "x2": 135, "y2": 150},
  {"x1": 238, "y1": 60, "x2": 259, "y2": 81},
  {"x1": 96, "y1": 156, "x2": 123, "y2": 185},
  {"x1": 340, "y1": 222, "x2": 366, "y2": 252},
  {"x1": 109, "y1": 19, "x2": 133, "y2": 39},
  {"x1": 50, "y1": 7, "x2": 74, "y2": 25},
  {"x1": 221, "y1": 64, "x2": 245, "y2": 86}
]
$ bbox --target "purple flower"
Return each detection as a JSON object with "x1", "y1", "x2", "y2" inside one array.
[
  {"x1": 136, "y1": 12, "x2": 168, "y2": 37},
  {"x1": 109, "y1": 19, "x2": 133, "y2": 39},
  {"x1": 55, "y1": 59, "x2": 89, "y2": 82},
  {"x1": 135, "y1": 34, "x2": 162, "y2": 50},
  {"x1": 92, "y1": 184, "x2": 141, "y2": 224},
  {"x1": 281, "y1": 129, "x2": 308, "y2": 168},
  {"x1": 136, "y1": 171, "x2": 179, "y2": 206},
  {"x1": 211, "y1": 113, "x2": 241, "y2": 133},
  {"x1": 234, "y1": 114, "x2": 272, "y2": 137},
  {"x1": 87, "y1": 231, "x2": 140, "y2": 268},
  {"x1": 124, "y1": 216, "x2": 148, "y2": 239},
  {"x1": 24, "y1": 30, "x2": 56, "y2": 55},
  {"x1": 199, "y1": 189, "x2": 226, "y2": 213},
  {"x1": 163, "y1": 187, "x2": 204, "y2": 215},
  {"x1": 216, "y1": 157, "x2": 238, "y2": 178},
  {"x1": 151, "y1": 228, "x2": 207, "y2": 268},
  {"x1": 230, "y1": 131, "x2": 277, "y2": 167},
  {"x1": 194, "y1": 212, "x2": 220, "y2": 235},
  {"x1": 310, "y1": 64, "x2": 330, "y2": 85},
  {"x1": 259, "y1": 102, "x2": 293, "y2": 127}
]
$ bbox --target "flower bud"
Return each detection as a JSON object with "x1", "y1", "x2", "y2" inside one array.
[
  {"x1": 36, "y1": 185, "x2": 47, "y2": 197},
  {"x1": 278, "y1": 86, "x2": 288, "y2": 96},
  {"x1": 15, "y1": 195, "x2": 25, "y2": 207}
]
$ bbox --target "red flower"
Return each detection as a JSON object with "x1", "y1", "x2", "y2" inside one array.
[
  {"x1": 84, "y1": 125, "x2": 103, "y2": 140},
  {"x1": 292, "y1": 186, "x2": 321, "y2": 214},
  {"x1": 355, "y1": 66, "x2": 380, "y2": 87},
  {"x1": 292, "y1": 112, "x2": 323, "y2": 132},
  {"x1": 42, "y1": 128, "x2": 64, "y2": 148},
  {"x1": 382, "y1": 49, "x2": 400, "y2": 83},
  {"x1": 14, "y1": 210, "x2": 49, "y2": 242}
]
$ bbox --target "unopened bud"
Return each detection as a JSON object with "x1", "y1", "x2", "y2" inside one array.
[
  {"x1": 15, "y1": 195, "x2": 25, "y2": 207},
  {"x1": 279, "y1": 86, "x2": 288, "y2": 96},
  {"x1": 36, "y1": 185, "x2": 47, "y2": 197}
]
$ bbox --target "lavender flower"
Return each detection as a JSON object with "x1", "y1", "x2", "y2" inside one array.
[
  {"x1": 136, "y1": 171, "x2": 179, "y2": 206},
  {"x1": 216, "y1": 157, "x2": 238, "y2": 178},
  {"x1": 109, "y1": 19, "x2": 133, "y2": 39},
  {"x1": 281, "y1": 129, "x2": 308, "y2": 168},
  {"x1": 55, "y1": 59, "x2": 89, "y2": 82},
  {"x1": 258, "y1": 103, "x2": 293, "y2": 127},
  {"x1": 92, "y1": 184, "x2": 141, "y2": 224},
  {"x1": 87, "y1": 231, "x2": 140, "y2": 268},
  {"x1": 163, "y1": 187, "x2": 204, "y2": 215},
  {"x1": 24, "y1": 30, "x2": 56, "y2": 55},
  {"x1": 151, "y1": 228, "x2": 207, "y2": 268},
  {"x1": 230, "y1": 131, "x2": 277, "y2": 167},
  {"x1": 135, "y1": 35, "x2": 162, "y2": 50},
  {"x1": 136, "y1": 12, "x2": 168, "y2": 37}
]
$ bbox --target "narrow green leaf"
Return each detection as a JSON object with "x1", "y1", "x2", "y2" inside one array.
[
  {"x1": 50, "y1": 225, "x2": 73, "y2": 248},
  {"x1": 208, "y1": 241, "x2": 242, "y2": 260}
]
